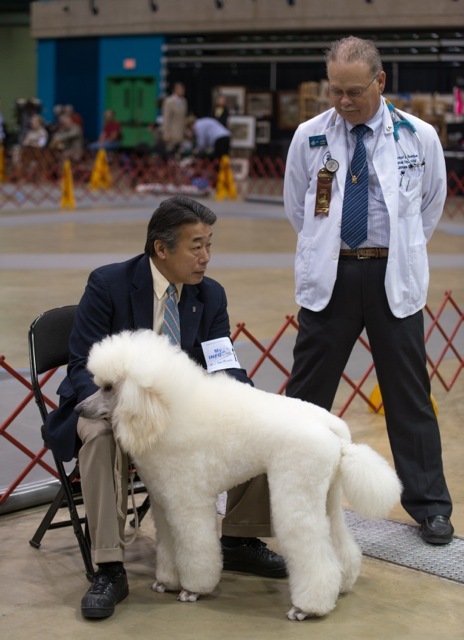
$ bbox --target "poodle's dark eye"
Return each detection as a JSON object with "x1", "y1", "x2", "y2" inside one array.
[{"x1": 103, "y1": 384, "x2": 113, "y2": 393}]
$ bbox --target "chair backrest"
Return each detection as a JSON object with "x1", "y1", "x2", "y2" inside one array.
[{"x1": 28, "y1": 305, "x2": 78, "y2": 423}]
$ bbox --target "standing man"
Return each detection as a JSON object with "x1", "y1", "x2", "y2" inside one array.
[
  {"x1": 284, "y1": 36, "x2": 453, "y2": 545},
  {"x1": 211, "y1": 94, "x2": 230, "y2": 126},
  {"x1": 161, "y1": 82, "x2": 188, "y2": 156},
  {"x1": 44, "y1": 196, "x2": 285, "y2": 620}
]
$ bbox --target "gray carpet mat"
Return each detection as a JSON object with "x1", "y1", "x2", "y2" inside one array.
[{"x1": 345, "y1": 510, "x2": 463, "y2": 584}]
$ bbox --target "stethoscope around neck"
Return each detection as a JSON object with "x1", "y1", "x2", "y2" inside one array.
[
  {"x1": 328, "y1": 101, "x2": 426, "y2": 170},
  {"x1": 386, "y1": 100, "x2": 426, "y2": 169}
]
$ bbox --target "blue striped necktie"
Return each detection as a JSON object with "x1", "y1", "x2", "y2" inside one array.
[
  {"x1": 163, "y1": 284, "x2": 181, "y2": 346},
  {"x1": 341, "y1": 124, "x2": 370, "y2": 249}
]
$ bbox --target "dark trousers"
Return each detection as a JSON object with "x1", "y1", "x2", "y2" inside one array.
[
  {"x1": 286, "y1": 256, "x2": 452, "y2": 523},
  {"x1": 213, "y1": 135, "x2": 230, "y2": 159}
]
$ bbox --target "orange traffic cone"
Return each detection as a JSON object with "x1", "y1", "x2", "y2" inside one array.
[
  {"x1": 369, "y1": 383, "x2": 438, "y2": 416},
  {"x1": 90, "y1": 148, "x2": 112, "y2": 189},
  {"x1": 61, "y1": 159, "x2": 76, "y2": 210},
  {"x1": 215, "y1": 155, "x2": 237, "y2": 201}
]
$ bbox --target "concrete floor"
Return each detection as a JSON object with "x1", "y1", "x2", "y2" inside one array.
[{"x1": 0, "y1": 197, "x2": 463, "y2": 640}]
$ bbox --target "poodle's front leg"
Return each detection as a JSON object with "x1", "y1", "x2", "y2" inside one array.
[
  {"x1": 167, "y1": 501, "x2": 222, "y2": 597},
  {"x1": 287, "y1": 606, "x2": 309, "y2": 621},
  {"x1": 177, "y1": 589, "x2": 200, "y2": 602},
  {"x1": 153, "y1": 583, "x2": 200, "y2": 602},
  {"x1": 151, "y1": 503, "x2": 181, "y2": 592}
]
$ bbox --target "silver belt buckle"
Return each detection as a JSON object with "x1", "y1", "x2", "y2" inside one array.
[{"x1": 357, "y1": 249, "x2": 370, "y2": 260}]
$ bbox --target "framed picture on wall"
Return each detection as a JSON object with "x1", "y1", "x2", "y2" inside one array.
[
  {"x1": 228, "y1": 115, "x2": 256, "y2": 148},
  {"x1": 255, "y1": 120, "x2": 271, "y2": 144},
  {"x1": 246, "y1": 92, "x2": 273, "y2": 118},
  {"x1": 277, "y1": 91, "x2": 300, "y2": 130},
  {"x1": 213, "y1": 85, "x2": 246, "y2": 115}
]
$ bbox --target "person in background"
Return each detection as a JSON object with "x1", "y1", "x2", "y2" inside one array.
[
  {"x1": 283, "y1": 35, "x2": 454, "y2": 545},
  {"x1": 63, "y1": 104, "x2": 84, "y2": 131},
  {"x1": 43, "y1": 196, "x2": 286, "y2": 620},
  {"x1": 212, "y1": 94, "x2": 229, "y2": 126},
  {"x1": 49, "y1": 113, "x2": 84, "y2": 161},
  {"x1": 186, "y1": 115, "x2": 231, "y2": 160},
  {"x1": 88, "y1": 109, "x2": 122, "y2": 151},
  {"x1": 12, "y1": 113, "x2": 49, "y2": 168},
  {"x1": 161, "y1": 82, "x2": 188, "y2": 156},
  {"x1": 22, "y1": 114, "x2": 48, "y2": 149}
]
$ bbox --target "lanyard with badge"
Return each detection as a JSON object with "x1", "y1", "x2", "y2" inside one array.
[
  {"x1": 310, "y1": 103, "x2": 426, "y2": 216},
  {"x1": 309, "y1": 134, "x2": 340, "y2": 217}
]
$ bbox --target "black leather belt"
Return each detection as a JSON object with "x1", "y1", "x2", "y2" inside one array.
[{"x1": 340, "y1": 248, "x2": 389, "y2": 259}]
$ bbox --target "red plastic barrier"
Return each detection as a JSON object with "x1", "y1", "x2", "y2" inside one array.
[
  {"x1": 231, "y1": 290, "x2": 464, "y2": 417},
  {"x1": 1, "y1": 291, "x2": 463, "y2": 504},
  {"x1": 0, "y1": 356, "x2": 59, "y2": 505},
  {"x1": 2, "y1": 151, "x2": 462, "y2": 212}
]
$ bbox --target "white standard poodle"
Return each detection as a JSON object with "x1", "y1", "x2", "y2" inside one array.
[{"x1": 75, "y1": 329, "x2": 401, "y2": 620}]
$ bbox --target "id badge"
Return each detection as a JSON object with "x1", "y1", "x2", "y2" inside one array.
[
  {"x1": 314, "y1": 167, "x2": 334, "y2": 217},
  {"x1": 201, "y1": 337, "x2": 241, "y2": 373}
]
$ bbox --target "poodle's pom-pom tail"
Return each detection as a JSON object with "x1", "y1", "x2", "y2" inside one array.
[{"x1": 339, "y1": 443, "x2": 402, "y2": 520}]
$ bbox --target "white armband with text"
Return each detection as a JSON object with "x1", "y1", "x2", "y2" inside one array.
[{"x1": 201, "y1": 337, "x2": 241, "y2": 374}]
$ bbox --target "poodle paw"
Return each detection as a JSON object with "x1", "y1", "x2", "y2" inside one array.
[
  {"x1": 177, "y1": 589, "x2": 200, "y2": 602},
  {"x1": 287, "y1": 606, "x2": 309, "y2": 621},
  {"x1": 152, "y1": 580, "x2": 167, "y2": 593}
]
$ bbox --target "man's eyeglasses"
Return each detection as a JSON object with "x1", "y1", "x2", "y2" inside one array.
[{"x1": 328, "y1": 74, "x2": 379, "y2": 100}]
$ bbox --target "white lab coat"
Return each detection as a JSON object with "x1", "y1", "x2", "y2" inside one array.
[{"x1": 284, "y1": 98, "x2": 447, "y2": 318}]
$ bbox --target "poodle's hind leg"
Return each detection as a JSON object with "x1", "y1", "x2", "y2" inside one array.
[
  {"x1": 151, "y1": 503, "x2": 181, "y2": 592},
  {"x1": 167, "y1": 501, "x2": 223, "y2": 598},
  {"x1": 269, "y1": 472, "x2": 342, "y2": 619},
  {"x1": 327, "y1": 479, "x2": 362, "y2": 593}
]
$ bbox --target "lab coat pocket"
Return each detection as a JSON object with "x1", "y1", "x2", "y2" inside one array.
[{"x1": 398, "y1": 174, "x2": 422, "y2": 218}]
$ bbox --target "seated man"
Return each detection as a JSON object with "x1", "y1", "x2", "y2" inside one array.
[
  {"x1": 44, "y1": 195, "x2": 285, "y2": 620},
  {"x1": 88, "y1": 109, "x2": 122, "y2": 151},
  {"x1": 49, "y1": 113, "x2": 83, "y2": 161},
  {"x1": 11, "y1": 114, "x2": 48, "y2": 169}
]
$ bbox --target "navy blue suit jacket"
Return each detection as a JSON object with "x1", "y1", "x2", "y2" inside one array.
[{"x1": 44, "y1": 254, "x2": 251, "y2": 461}]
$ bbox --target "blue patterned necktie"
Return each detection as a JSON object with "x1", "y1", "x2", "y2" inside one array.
[
  {"x1": 341, "y1": 124, "x2": 370, "y2": 249},
  {"x1": 163, "y1": 284, "x2": 181, "y2": 346}
]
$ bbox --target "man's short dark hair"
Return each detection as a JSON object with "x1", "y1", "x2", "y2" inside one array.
[{"x1": 144, "y1": 196, "x2": 217, "y2": 257}]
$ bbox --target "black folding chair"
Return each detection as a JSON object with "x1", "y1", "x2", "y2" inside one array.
[
  {"x1": 28, "y1": 305, "x2": 95, "y2": 580},
  {"x1": 28, "y1": 306, "x2": 150, "y2": 581}
]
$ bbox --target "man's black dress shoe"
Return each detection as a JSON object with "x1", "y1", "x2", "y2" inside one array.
[
  {"x1": 419, "y1": 515, "x2": 454, "y2": 545},
  {"x1": 222, "y1": 537, "x2": 287, "y2": 578},
  {"x1": 81, "y1": 568, "x2": 129, "y2": 619}
]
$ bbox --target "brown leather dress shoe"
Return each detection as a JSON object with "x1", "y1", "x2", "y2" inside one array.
[{"x1": 419, "y1": 515, "x2": 454, "y2": 545}]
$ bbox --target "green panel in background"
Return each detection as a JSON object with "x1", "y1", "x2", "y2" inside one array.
[{"x1": 105, "y1": 76, "x2": 156, "y2": 147}]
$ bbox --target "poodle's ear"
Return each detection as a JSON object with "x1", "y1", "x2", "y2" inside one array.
[{"x1": 113, "y1": 376, "x2": 170, "y2": 457}]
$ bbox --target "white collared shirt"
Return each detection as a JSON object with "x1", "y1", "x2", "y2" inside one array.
[
  {"x1": 149, "y1": 259, "x2": 183, "y2": 334},
  {"x1": 342, "y1": 104, "x2": 390, "y2": 248}
]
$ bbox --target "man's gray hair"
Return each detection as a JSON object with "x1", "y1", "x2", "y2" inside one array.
[{"x1": 325, "y1": 36, "x2": 383, "y2": 76}]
